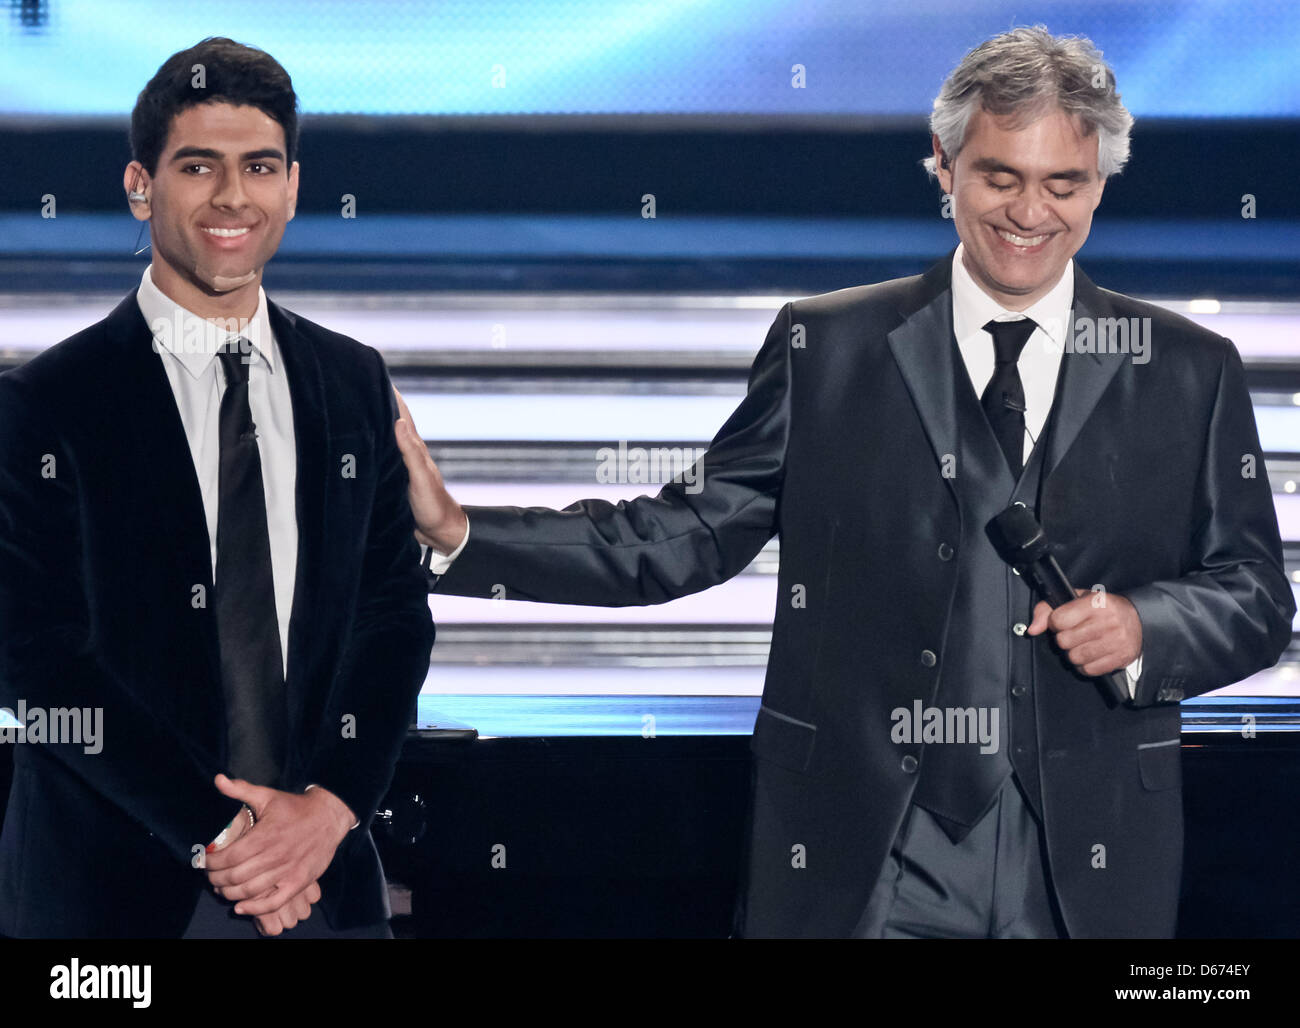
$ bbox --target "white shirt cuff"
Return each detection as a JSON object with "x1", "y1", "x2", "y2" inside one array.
[
  {"x1": 1124, "y1": 653, "x2": 1143, "y2": 699},
  {"x1": 421, "y1": 516, "x2": 470, "y2": 575}
]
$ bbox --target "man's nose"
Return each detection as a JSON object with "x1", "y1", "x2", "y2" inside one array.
[
  {"x1": 1004, "y1": 195, "x2": 1048, "y2": 232},
  {"x1": 210, "y1": 166, "x2": 249, "y2": 210}
]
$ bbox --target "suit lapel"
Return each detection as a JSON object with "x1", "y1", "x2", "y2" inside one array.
[
  {"x1": 886, "y1": 256, "x2": 961, "y2": 506},
  {"x1": 886, "y1": 256, "x2": 1129, "y2": 494},
  {"x1": 1041, "y1": 266, "x2": 1129, "y2": 481},
  {"x1": 102, "y1": 293, "x2": 213, "y2": 584},
  {"x1": 100, "y1": 290, "x2": 224, "y2": 685},
  {"x1": 266, "y1": 299, "x2": 329, "y2": 722}
]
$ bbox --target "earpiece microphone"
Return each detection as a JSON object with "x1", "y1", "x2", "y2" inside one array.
[{"x1": 128, "y1": 192, "x2": 148, "y2": 203}]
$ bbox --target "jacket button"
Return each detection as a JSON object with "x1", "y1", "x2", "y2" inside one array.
[
  {"x1": 920, "y1": 649, "x2": 937, "y2": 667},
  {"x1": 1012, "y1": 622, "x2": 1027, "y2": 636},
  {"x1": 1011, "y1": 684, "x2": 1027, "y2": 698},
  {"x1": 937, "y1": 543, "x2": 954, "y2": 561},
  {"x1": 901, "y1": 755, "x2": 919, "y2": 773}
]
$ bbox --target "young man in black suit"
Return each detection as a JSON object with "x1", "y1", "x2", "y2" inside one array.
[
  {"x1": 0, "y1": 38, "x2": 434, "y2": 937},
  {"x1": 395, "y1": 27, "x2": 1294, "y2": 937}
]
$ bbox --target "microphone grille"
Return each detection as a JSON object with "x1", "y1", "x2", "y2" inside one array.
[{"x1": 987, "y1": 504, "x2": 1047, "y2": 563}]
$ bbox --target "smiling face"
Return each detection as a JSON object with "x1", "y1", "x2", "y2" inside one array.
[
  {"x1": 934, "y1": 106, "x2": 1106, "y2": 310},
  {"x1": 124, "y1": 101, "x2": 298, "y2": 318}
]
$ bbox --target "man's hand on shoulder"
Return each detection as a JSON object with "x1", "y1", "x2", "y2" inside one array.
[
  {"x1": 392, "y1": 385, "x2": 468, "y2": 553},
  {"x1": 1026, "y1": 588, "x2": 1143, "y2": 678},
  {"x1": 203, "y1": 774, "x2": 355, "y2": 925}
]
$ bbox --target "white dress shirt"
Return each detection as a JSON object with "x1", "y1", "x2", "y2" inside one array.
[
  {"x1": 951, "y1": 242, "x2": 1070, "y2": 464},
  {"x1": 950, "y1": 245, "x2": 1141, "y2": 691},
  {"x1": 140, "y1": 268, "x2": 362, "y2": 828},
  {"x1": 136, "y1": 266, "x2": 298, "y2": 679}
]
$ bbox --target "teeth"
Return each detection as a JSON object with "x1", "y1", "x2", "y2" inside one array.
[
  {"x1": 202, "y1": 227, "x2": 250, "y2": 238},
  {"x1": 998, "y1": 229, "x2": 1047, "y2": 247}
]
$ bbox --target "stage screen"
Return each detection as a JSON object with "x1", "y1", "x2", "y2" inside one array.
[{"x1": 2, "y1": 0, "x2": 1298, "y2": 120}]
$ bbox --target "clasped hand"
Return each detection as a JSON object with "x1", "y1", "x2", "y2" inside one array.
[
  {"x1": 1026, "y1": 588, "x2": 1143, "y2": 677},
  {"x1": 204, "y1": 774, "x2": 355, "y2": 936}
]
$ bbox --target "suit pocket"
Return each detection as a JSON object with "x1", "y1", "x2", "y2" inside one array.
[
  {"x1": 750, "y1": 704, "x2": 817, "y2": 774},
  {"x1": 1137, "y1": 738, "x2": 1182, "y2": 791}
]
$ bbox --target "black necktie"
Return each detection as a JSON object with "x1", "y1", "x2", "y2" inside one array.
[
  {"x1": 215, "y1": 340, "x2": 286, "y2": 787},
  {"x1": 980, "y1": 318, "x2": 1036, "y2": 478}
]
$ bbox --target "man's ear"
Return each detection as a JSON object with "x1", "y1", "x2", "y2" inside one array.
[
  {"x1": 123, "y1": 161, "x2": 152, "y2": 222},
  {"x1": 931, "y1": 134, "x2": 953, "y2": 193},
  {"x1": 286, "y1": 160, "x2": 300, "y2": 222}
]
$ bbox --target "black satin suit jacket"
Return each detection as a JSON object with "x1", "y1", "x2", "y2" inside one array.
[
  {"x1": 435, "y1": 255, "x2": 1293, "y2": 937},
  {"x1": 0, "y1": 293, "x2": 435, "y2": 937}
]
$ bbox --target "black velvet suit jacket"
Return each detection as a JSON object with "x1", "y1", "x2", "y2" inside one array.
[
  {"x1": 0, "y1": 290, "x2": 435, "y2": 938},
  {"x1": 434, "y1": 255, "x2": 1295, "y2": 938}
]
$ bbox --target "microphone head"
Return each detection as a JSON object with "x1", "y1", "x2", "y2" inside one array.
[{"x1": 986, "y1": 504, "x2": 1051, "y2": 565}]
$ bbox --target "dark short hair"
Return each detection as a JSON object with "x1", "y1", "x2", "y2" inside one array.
[{"x1": 130, "y1": 37, "x2": 300, "y2": 176}]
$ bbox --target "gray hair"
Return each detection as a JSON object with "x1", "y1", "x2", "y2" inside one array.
[{"x1": 922, "y1": 25, "x2": 1134, "y2": 179}]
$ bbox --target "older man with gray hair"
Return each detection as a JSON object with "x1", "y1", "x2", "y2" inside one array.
[{"x1": 398, "y1": 26, "x2": 1293, "y2": 937}]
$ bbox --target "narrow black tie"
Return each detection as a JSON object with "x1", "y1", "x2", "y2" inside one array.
[
  {"x1": 215, "y1": 340, "x2": 286, "y2": 787},
  {"x1": 980, "y1": 318, "x2": 1036, "y2": 478}
]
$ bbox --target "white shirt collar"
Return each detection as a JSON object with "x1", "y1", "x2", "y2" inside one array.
[
  {"x1": 950, "y1": 242, "x2": 1074, "y2": 349},
  {"x1": 135, "y1": 265, "x2": 276, "y2": 378}
]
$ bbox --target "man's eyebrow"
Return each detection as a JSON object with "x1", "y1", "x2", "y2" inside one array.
[
  {"x1": 169, "y1": 146, "x2": 285, "y2": 163},
  {"x1": 969, "y1": 157, "x2": 1091, "y2": 181},
  {"x1": 1043, "y1": 168, "x2": 1092, "y2": 183},
  {"x1": 970, "y1": 157, "x2": 1019, "y2": 175}
]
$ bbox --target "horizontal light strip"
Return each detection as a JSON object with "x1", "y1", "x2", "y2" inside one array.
[
  {"x1": 4, "y1": 298, "x2": 1300, "y2": 361},
  {"x1": 420, "y1": 666, "x2": 764, "y2": 698},
  {"x1": 1253, "y1": 407, "x2": 1300, "y2": 452},
  {"x1": 430, "y1": 575, "x2": 778, "y2": 624},
  {"x1": 415, "y1": 692, "x2": 764, "y2": 737},
  {"x1": 405, "y1": 393, "x2": 734, "y2": 441},
  {"x1": 1275, "y1": 495, "x2": 1300, "y2": 542},
  {"x1": 404, "y1": 392, "x2": 1300, "y2": 449},
  {"x1": 1180, "y1": 313, "x2": 1300, "y2": 360},
  {"x1": 0, "y1": 302, "x2": 778, "y2": 355},
  {"x1": 304, "y1": 308, "x2": 779, "y2": 353},
  {"x1": 441, "y1": 484, "x2": 707, "y2": 510},
  {"x1": 415, "y1": 663, "x2": 1299, "y2": 701}
]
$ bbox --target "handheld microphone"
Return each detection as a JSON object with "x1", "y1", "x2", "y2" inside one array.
[{"x1": 987, "y1": 504, "x2": 1131, "y2": 706}]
